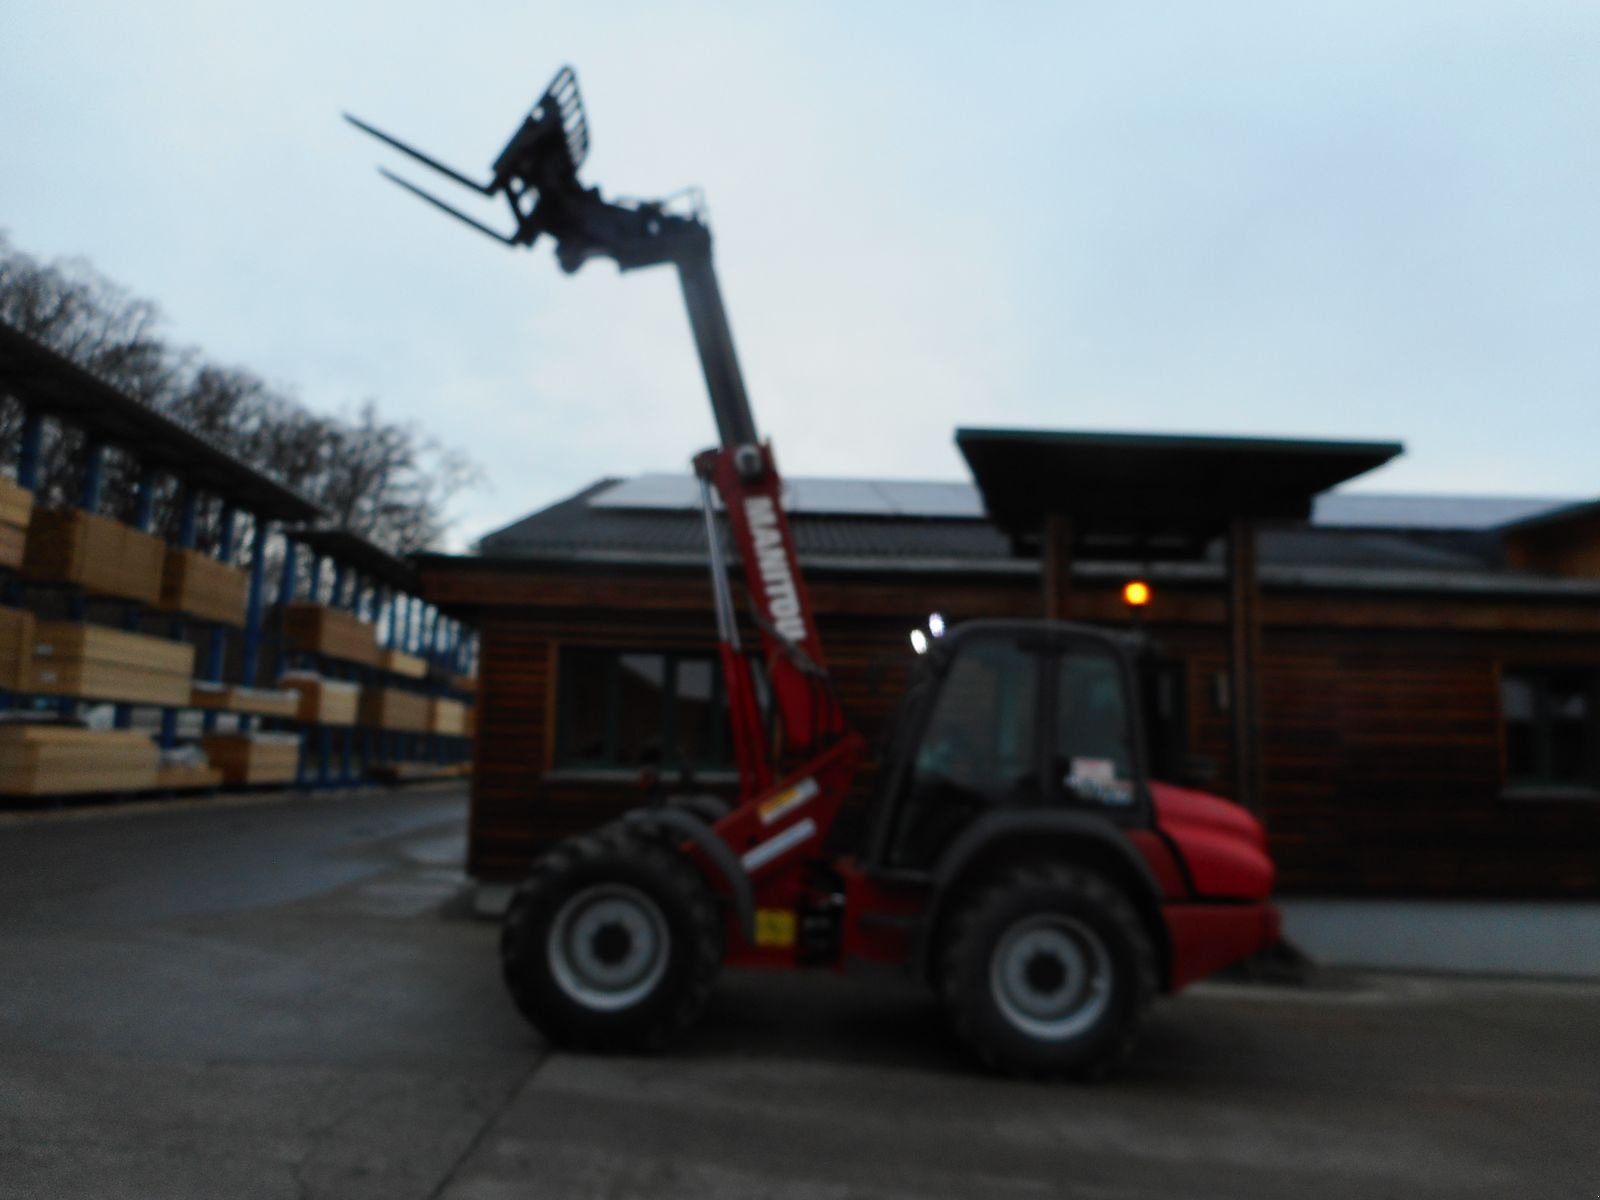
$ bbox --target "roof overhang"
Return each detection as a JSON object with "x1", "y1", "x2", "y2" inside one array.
[
  {"x1": 292, "y1": 527, "x2": 419, "y2": 592},
  {"x1": 1497, "y1": 497, "x2": 1600, "y2": 536},
  {"x1": 956, "y1": 428, "x2": 1403, "y2": 559}
]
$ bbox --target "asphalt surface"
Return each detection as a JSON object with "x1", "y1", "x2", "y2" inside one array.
[{"x1": 0, "y1": 787, "x2": 1594, "y2": 1199}]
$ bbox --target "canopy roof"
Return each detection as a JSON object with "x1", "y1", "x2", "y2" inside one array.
[{"x1": 956, "y1": 428, "x2": 1403, "y2": 559}]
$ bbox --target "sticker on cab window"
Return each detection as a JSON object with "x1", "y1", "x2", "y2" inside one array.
[{"x1": 1066, "y1": 758, "x2": 1134, "y2": 806}]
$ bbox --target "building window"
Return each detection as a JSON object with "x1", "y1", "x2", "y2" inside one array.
[
  {"x1": 555, "y1": 647, "x2": 761, "y2": 773},
  {"x1": 1140, "y1": 656, "x2": 1191, "y2": 784},
  {"x1": 1501, "y1": 668, "x2": 1599, "y2": 789}
]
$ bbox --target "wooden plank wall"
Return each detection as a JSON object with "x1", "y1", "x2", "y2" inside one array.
[
  {"x1": 1257, "y1": 631, "x2": 1600, "y2": 895},
  {"x1": 445, "y1": 563, "x2": 1600, "y2": 896},
  {"x1": 1504, "y1": 508, "x2": 1600, "y2": 578}
]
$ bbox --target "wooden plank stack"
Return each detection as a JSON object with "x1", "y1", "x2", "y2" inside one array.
[
  {"x1": 0, "y1": 607, "x2": 36, "y2": 690},
  {"x1": 369, "y1": 761, "x2": 459, "y2": 784},
  {"x1": 28, "y1": 621, "x2": 195, "y2": 706},
  {"x1": 359, "y1": 686, "x2": 430, "y2": 732},
  {"x1": 0, "y1": 478, "x2": 34, "y2": 570},
  {"x1": 203, "y1": 733, "x2": 300, "y2": 785},
  {"x1": 154, "y1": 761, "x2": 224, "y2": 790},
  {"x1": 450, "y1": 674, "x2": 477, "y2": 695},
  {"x1": 277, "y1": 673, "x2": 360, "y2": 725},
  {"x1": 0, "y1": 725, "x2": 159, "y2": 795},
  {"x1": 188, "y1": 682, "x2": 300, "y2": 719},
  {"x1": 161, "y1": 548, "x2": 248, "y2": 626},
  {"x1": 281, "y1": 602, "x2": 379, "y2": 666},
  {"x1": 428, "y1": 697, "x2": 468, "y2": 736},
  {"x1": 379, "y1": 648, "x2": 427, "y2": 679},
  {"x1": 23, "y1": 509, "x2": 165, "y2": 604}
]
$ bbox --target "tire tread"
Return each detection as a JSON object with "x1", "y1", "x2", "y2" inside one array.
[
  {"x1": 939, "y1": 861, "x2": 1156, "y2": 1080},
  {"x1": 500, "y1": 821, "x2": 722, "y2": 1052}
]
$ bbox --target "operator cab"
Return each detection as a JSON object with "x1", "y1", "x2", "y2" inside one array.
[{"x1": 867, "y1": 621, "x2": 1154, "y2": 873}]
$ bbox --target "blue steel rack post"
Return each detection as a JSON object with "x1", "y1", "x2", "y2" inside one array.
[
  {"x1": 281, "y1": 526, "x2": 468, "y2": 788},
  {"x1": 407, "y1": 568, "x2": 477, "y2": 778}
]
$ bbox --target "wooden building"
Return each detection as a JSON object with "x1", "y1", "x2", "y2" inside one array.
[{"x1": 418, "y1": 434, "x2": 1600, "y2": 903}]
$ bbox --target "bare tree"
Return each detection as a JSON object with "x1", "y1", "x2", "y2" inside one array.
[{"x1": 0, "y1": 233, "x2": 480, "y2": 553}]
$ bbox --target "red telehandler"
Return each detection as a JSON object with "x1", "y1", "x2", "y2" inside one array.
[{"x1": 349, "y1": 67, "x2": 1280, "y2": 1078}]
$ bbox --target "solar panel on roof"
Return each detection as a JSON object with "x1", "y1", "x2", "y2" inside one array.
[
  {"x1": 590, "y1": 472, "x2": 987, "y2": 518},
  {"x1": 588, "y1": 474, "x2": 704, "y2": 510},
  {"x1": 877, "y1": 480, "x2": 987, "y2": 518},
  {"x1": 1311, "y1": 493, "x2": 1573, "y2": 531},
  {"x1": 590, "y1": 473, "x2": 1579, "y2": 533},
  {"x1": 788, "y1": 478, "x2": 894, "y2": 515}
]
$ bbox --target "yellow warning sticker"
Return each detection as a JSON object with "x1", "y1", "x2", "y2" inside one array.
[
  {"x1": 757, "y1": 777, "x2": 820, "y2": 826},
  {"x1": 754, "y1": 908, "x2": 797, "y2": 948}
]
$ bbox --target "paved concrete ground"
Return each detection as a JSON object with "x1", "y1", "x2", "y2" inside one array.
[{"x1": 0, "y1": 788, "x2": 1594, "y2": 1199}]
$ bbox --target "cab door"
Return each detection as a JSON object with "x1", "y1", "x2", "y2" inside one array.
[
  {"x1": 878, "y1": 633, "x2": 1046, "y2": 870},
  {"x1": 1044, "y1": 640, "x2": 1150, "y2": 826}
]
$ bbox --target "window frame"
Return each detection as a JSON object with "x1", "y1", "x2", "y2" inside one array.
[
  {"x1": 1499, "y1": 664, "x2": 1600, "y2": 801},
  {"x1": 551, "y1": 645, "x2": 762, "y2": 777}
]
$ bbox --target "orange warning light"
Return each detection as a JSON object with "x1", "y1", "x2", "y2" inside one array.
[{"x1": 1122, "y1": 580, "x2": 1151, "y2": 608}]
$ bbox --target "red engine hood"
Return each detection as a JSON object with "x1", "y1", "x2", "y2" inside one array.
[{"x1": 1150, "y1": 781, "x2": 1275, "y2": 901}]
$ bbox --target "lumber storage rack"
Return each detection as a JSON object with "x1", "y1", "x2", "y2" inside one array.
[{"x1": 0, "y1": 319, "x2": 476, "y2": 802}]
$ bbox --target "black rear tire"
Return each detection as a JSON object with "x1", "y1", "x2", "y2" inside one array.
[
  {"x1": 664, "y1": 793, "x2": 732, "y2": 826},
  {"x1": 939, "y1": 862, "x2": 1156, "y2": 1080},
  {"x1": 500, "y1": 824, "x2": 723, "y2": 1051}
]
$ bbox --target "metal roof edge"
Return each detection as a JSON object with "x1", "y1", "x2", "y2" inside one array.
[
  {"x1": 1497, "y1": 497, "x2": 1600, "y2": 535},
  {"x1": 418, "y1": 546, "x2": 1600, "y2": 599},
  {"x1": 427, "y1": 546, "x2": 1037, "y2": 576}
]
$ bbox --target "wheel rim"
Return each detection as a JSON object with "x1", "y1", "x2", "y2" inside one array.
[
  {"x1": 988, "y1": 913, "x2": 1113, "y2": 1040},
  {"x1": 547, "y1": 883, "x2": 670, "y2": 1012}
]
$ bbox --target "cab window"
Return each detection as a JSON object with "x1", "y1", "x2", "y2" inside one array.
[{"x1": 1055, "y1": 650, "x2": 1136, "y2": 808}]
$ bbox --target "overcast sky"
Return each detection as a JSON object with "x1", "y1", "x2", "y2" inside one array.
[{"x1": 4, "y1": 2, "x2": 1597, "y2": 547}]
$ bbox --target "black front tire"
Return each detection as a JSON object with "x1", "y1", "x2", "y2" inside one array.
[
  {"x1": 500, "y1": 824, "x2": 723, "y2": 1052},
  {"x1": 939, "y1": 862, "x2": 1156, "y2": 1080}
]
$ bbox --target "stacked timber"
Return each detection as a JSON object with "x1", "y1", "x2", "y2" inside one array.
[
  {"x1": 154, "y1": 747, "x2": 224, "y2": 791},
  {"x1": 428, "y1": 697, "x2": 468, "y2": 736},
  {"x1": 281, "y1": 602, "x2": 379, "y2": 666},
  {"x1": 370, "y1": 761, "x2": 461, "y2": 784},
  {"x1": 378, "y1": 648, "x2": 426, "y2": 679},
  {"x1": 203, "y1": 733, "x2": 300, "y2": 785},
  {"x1": 358, "y1": 686, "x2": 430, "y2": 732},
  {"x1": 23, "y1": 509, "x2": 164, "y2": 604},
  {"x1": 188, "y1": 681, "x2": 300, "y2": 719},
  {"x1": 277, "y1": 672, "x2": 360, "y2": 725},
  {"x1": 0, "y1": 725, "x2": 159, "y2": 795},
  {"x1": 28, "y1": 622, "x2": 194, "y2": 706},
  {"x1": 154, "y1": 763, "x2": 224, "y2": 790},
  {"x1": 0, "y1": 477, "x2": 34, "y2": 570},
  {"x1": 160, "y1": 548, "x2": 248, "y2": 626},
  {"x1": 450, "y1": 674, "x2": 477, "y2": 695},
  {"x1": 0, "y1": 607, "x2": 36, "y2": 690}
]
